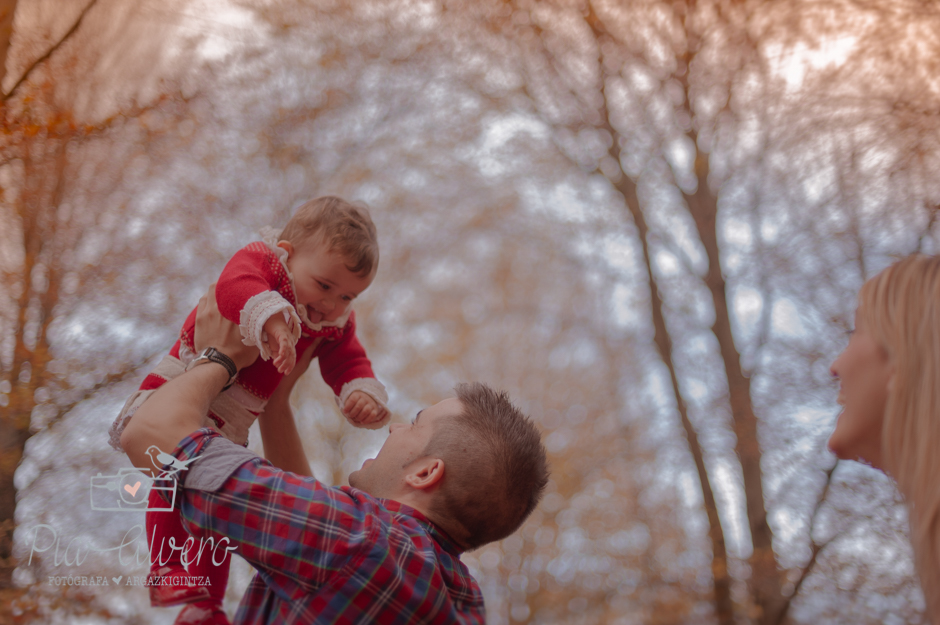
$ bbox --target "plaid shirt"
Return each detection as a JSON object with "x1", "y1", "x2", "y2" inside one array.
[{"x1": 160, "y1": 429, "x2": 486, "y2": 624}]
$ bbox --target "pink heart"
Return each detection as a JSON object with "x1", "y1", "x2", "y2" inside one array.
[{"x1": 124, "y1": 481, "x2": 142, "y2": 497}]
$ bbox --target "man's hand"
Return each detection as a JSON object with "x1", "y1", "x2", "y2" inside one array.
[
  {"x1": 195, "y1": 284, "x2": 259, "y2": 371},
  {"x1": 344, "y1": 391, "x2": 389, "y2": 427},
  {"x1": 263, "y1": 314, "x2": 296, "y2": 375}
]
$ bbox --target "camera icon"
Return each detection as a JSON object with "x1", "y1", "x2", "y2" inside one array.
[{"x1": 90, "y1": 468, "x2": 177, "y2": 512}]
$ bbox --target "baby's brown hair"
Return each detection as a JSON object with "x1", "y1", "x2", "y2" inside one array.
[{"x1": 279, "y1": 196, "x2": 379, "y2": 277}]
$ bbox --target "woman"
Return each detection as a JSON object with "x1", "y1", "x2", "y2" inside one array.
[{"x1": 829, "y1": 254, "x2": 940, "y2": 620}]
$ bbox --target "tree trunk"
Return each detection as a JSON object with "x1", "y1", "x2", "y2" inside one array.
[
  {"x1": 0, "y1": 140, "x2": 63, "y2": 590},
  {"x1": 0, "y1": 426, "x2": 26, "y2": 590},
  {"x1": 667, "y1": 0, "x2": 785, "y2": 606},
  {"x1": 683, "y1": 144, "x2": 785, "y2": 625},
  {"x1": 599, "y1": 113, "x2": 734, "y2": 624},
  {"x1": 585, "y1": 9, "x2": 735, "y2": 621},
  {"x1": 625, "y1": 178, "x2": 735, "y2": 625}
]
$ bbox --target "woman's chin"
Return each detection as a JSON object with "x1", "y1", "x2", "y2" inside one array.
[
  {"x1": 826, "y1": 427, "x2": 854, "y2": 460},
  {"x1": 828, "y1": 435, "x2": 885, "y2": 471}
]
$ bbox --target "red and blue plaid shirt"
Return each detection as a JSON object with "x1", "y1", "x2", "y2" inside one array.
[{"x1": 160, "y1": 429, "x2": 486, "y2": 624}]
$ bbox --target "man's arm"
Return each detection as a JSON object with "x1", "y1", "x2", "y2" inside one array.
[
  {"x1": 258, "y1": 343, "x2": 316, "y2": 476},
  {"x1": 122, "y1": 286, "x2": 372, "y2": 592},
  {"x1": 121, "y1": 287, "x2": 258, "y2": 475},
  {"x1": 121, "y1": 363, "x2": 229, "y2": 476}
]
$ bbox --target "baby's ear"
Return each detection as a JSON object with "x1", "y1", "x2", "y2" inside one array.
[{"x1": 277, "y1": 240, "x2": 294, "y2": 257}]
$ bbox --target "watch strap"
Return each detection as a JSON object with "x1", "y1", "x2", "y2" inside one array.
[{"x1": 189, "y1": 347, "x2": 238, "y2": 390}]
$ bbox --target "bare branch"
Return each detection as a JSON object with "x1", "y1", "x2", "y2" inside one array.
[
  {"x1": 0, "y1": 0, "x2": 16, "y2": 89},
  {"x1": 916, "y1": 202, "x2": 939, "y2": 254},
  {"x1": 648, "y1": 230, "x2": 700, "y2": 277},
  {"x1": 775, "y1": 459, "x2": 840, "y2": 625},
  {"x1": 743, "y1": 161, "x2": 779, "y2": 376},
  {"x1": 2, "y1": 0, "x2": 99, "y2": 101}
]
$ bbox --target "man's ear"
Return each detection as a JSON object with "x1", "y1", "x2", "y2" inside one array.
[
  {"x1": 404, "y1": 457, "x2": 444, "y2": 491},
  {"x1": 277, "y1": 240, "x2": 294, "y2": 257}
]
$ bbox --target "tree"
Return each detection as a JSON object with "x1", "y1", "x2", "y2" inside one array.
[
  {"x1": 235, "y1": 1, "x2": 940, "y2": 621},
  {"x1": 437, "y1": 0, "x2": 940, "y2": 622},
  {"x1": 4, "y1": 0, "x2": 937, "y2": 621},
  {"x1": 0, "y1": 1, "x2": 210, "y2": 619},
  {"x1": 212, "y1": 4, "x2": 705, "y2": 620}
]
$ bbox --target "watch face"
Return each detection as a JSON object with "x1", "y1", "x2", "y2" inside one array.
[{"x1": 186, "y1": 349, "x2": 212, "y2": 371}]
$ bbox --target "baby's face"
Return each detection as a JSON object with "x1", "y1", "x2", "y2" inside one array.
[{"x1": 279, "y1": 240, "x2": 374, "y2": 324}]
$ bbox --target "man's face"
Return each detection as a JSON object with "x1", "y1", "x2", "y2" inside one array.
[
  {"x1": 279, "y1": 240, "x2": 374, "y2": 324},
  {"x1": 348, "y1": 397, "x2": 462, "y2": 498}
]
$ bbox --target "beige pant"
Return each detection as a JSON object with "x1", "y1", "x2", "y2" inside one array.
[{"x1": 107, "y1": 353, "x2": 264, "y2": 452}]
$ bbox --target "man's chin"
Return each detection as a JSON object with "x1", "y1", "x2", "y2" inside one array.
[
  {"x1": 348, "y1": 458, "x2": 378, "y2": 491},
  {"x1": 348, "y1": 467, "x2": 370, "y2": 490}
]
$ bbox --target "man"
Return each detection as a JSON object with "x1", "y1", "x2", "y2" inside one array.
[{"x1": 121, "y1": 289, "x2": 549, "y2": 624}]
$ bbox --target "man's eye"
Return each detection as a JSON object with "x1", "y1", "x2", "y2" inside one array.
[
  {"x1": 317, "y1": 281, "x2": 330, "y2": 290},
  {"x1": 342, "y1": 296, "x2": 352, "y2": 302}
]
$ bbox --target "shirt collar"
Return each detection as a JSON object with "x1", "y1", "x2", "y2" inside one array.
[{"x1": 381, "y1": 498, "x2": 466, "y2": 556}]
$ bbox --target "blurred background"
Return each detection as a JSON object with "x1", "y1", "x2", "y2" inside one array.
[{"x1": 1, "y1": 0, "x2": 938, "y2": 623}]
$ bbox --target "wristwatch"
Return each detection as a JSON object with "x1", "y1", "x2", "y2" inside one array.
[{"x1": 186, "y1": 347, "x2": 238, "y2": 391}]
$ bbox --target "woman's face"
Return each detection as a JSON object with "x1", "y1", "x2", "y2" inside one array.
[{"x1": 828, "y1": 311, "x2": 894, "y2": 469}]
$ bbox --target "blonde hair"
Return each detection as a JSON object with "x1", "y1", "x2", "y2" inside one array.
[
  {"x1": 279, "y1": 196, "x2": 379, "y2": 277},
  {"x1": 857, "y1": 254, "x2": 940, "y2": 618}
]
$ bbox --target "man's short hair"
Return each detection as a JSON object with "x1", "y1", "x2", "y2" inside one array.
[
  {"x1": 424, "y1": 383, "x2": 549, "y2": 550},
  {"x1": 279, "y1": 196, "x2": 379, "y2": 277}
]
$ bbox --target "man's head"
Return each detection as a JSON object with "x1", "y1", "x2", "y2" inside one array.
[{"x1": 348, "y1": 383, "x2": 549, "y2": 550}]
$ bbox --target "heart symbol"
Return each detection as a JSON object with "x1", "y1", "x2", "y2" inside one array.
[
  {"x1": 123, "y1": 481, "x2": 141, "y2": 497},
  {"x1": 112, "y1": 576, "x2": 123, "y2": 585}
]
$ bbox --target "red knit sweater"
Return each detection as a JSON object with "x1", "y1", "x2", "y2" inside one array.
[{"x1": 139, "y1": 242, "x2": 377, "y2": 403}]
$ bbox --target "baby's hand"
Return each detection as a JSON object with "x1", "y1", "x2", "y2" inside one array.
[
  {"x1": 344, "y1": 391, "x2": 389, "y2": 427},
  {"x1": 263, "y1": 315, "x2": 296, "y2": 375}
]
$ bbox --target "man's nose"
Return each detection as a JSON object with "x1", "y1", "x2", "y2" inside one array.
[{"x1": 321, "y1": 297, "x2": 336, "y2": 312}]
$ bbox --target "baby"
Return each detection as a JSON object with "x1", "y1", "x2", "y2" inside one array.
[{"x1": 108, "y1": 196, "x2": 389, "y2": 625}]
